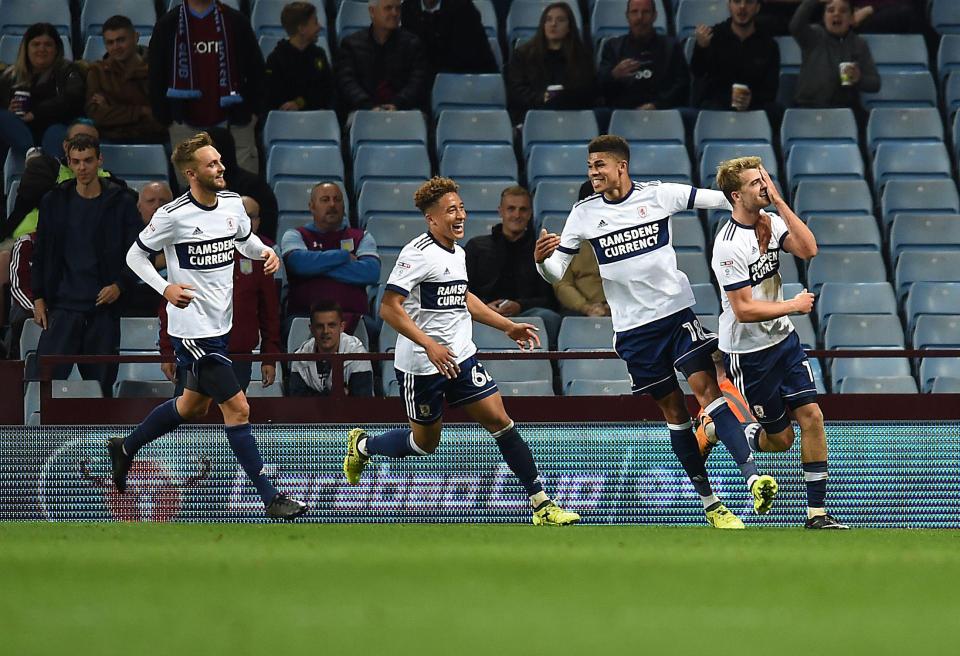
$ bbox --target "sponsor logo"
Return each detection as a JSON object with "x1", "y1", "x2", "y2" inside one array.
[
  {"x1": 590, "y1": 219, "x2": 669, "y2": 264},
  {"x1": 176, "y1": 236, "x2": 236, "y2": 270},
  {"x1": 397, "y1": 261, "x2": 411, "y2": 269},
  {"x1": 748, "y1": 250, "x2": 780, "y2": 284},
  {"x1": 192, "y1": 226, "x2": 203, "y2": 236},
  {"x1": 420, "y1": 280, "x2": 468, "y2": 310},
  {"x1": 598, "y1": 219, "x2": 608, "y2": 228}
]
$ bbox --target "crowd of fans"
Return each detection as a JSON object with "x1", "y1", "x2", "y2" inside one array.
[{"x1": 0, "y1": 0, "x2": 933, "y2": 398}]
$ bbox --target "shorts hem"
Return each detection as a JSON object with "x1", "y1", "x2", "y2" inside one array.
[{"x1": 448, "y1": 384, "x2": 499, "y2": 408}]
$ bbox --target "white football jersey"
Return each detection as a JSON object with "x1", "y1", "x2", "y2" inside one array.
[
  {"x1": 385, "y1": 233, "x2": 477, "y2": 375},
  {"x1": 712, "y1": 212, "x2": 795, "y2": 353},
  {"x1": 556, "y1": 181, "x2": 700, "y2": 333},
  {"x1": 136, "y1": 191, "x2": 250, "y2": 339}
]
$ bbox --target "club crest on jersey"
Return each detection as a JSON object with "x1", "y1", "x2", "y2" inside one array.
[
  {"x1": 226, "y1": 217, "x2": 235, "y2": 231},
  {"x1": 753, "y1": 405, "x2": 766, "y2": 419},
  {"x1": 590, "y1": 218, "x2": 669, "y2": 264},
  {"x1": 175, "y1": 236, "x2": 235, "y2": 270},
  {"x1": 637, "y1": 206, "x2": 647, "y2": 219}
]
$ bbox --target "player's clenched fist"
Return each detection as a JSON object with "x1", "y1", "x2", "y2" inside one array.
[
  {"x1": 534, "y1": 228, "x2": 561, "y2": 263},
  {"x1": 164, "y1": 283, "x2": 197, "y2": 309},
  {"x1": 262, "y1": 248, "x2": 280, "y2": 275},
  {"x1": 791, "y1": 288, "x2": 815, "y2": 315}
]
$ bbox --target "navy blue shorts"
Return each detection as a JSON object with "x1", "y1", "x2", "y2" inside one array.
[
  {"x1": 395, "y1": 355, "x2": 499, "y2": 425},
  {"x1": 613, "y1": 307, "x2": 718, "y2": 399},
  {"x1": 723, "y1": 331, "x2": 818, "y2": 434},
  {"x1": 171, "y1": 334, "x2": 241, "y2": 404}
]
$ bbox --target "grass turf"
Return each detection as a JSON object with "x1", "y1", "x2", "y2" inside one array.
[{"x1": 0, "y1": 523, "x2": 956, "y2": 656}]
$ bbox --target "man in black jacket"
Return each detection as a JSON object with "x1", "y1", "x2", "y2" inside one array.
[
  {"x1": 264, "y1": 1, "x2": 336, "y2": 112},
  {"x1": 31, "y1": 135, "x2": 140, "y2": 395},
  {"x1": 336, "y1": 0, "x2": 429, "y2": 114},
  {"x1": 464, "y1": 185, "x2": 561, "y2": 349},
  {"x1": 400, "y1": 0, "x2": 497, "y2": 77}
]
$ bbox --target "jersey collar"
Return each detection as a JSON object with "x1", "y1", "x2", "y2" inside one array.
[
  {"x1": 188, "y1": 191, "x2": 219, "y2": 212},
  {"x1": 601, "y1": 183, "x2": 635, "y2": 205},
  {"x1": 729, "y1": 216, "x2": 756, "y2": 230},
  {"x1": 427, "y1": 231, "x2": 456, "y2": 253}
]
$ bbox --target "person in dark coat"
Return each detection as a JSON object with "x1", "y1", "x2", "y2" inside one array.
[
  {"x1": 264, "y1": 1, "x2": 336, "y2": 112},
  {"x1": 400, "y1": 0, "x2": 498, "y2": 76}
]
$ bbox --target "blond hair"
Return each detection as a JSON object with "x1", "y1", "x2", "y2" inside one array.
[
  {"x1": 414, "y1": 176, "x2": 459, "y2": 213},
  {"x1": 171, "y1": 132, "x2": 214, "y2": 173},
  {"x1": 715, "y1": 156, "x2": 762, "y2": 204}
]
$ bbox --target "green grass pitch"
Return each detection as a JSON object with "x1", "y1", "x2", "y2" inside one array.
[{"x1": 1, "y1": 523, "x2": 957, "y2": 656}]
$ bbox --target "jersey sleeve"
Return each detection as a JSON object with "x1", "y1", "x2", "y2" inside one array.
[
  {"x1": 768, "y1": 212, "x2": 790, "y2": 250},
  {"x1": 556, "y1": 205, "x2": 584, "y2": 255},
  {"x1": 136, "y1": 208, "x2": 176, "y2": 254},
  {"x1": 234, "y1": 200, "x2": 253, "y2": 243},
  {"x1": 385, "y1": 245, "x2": 429, "y2": 297},
  {"x1": 655, "y1": 182, "x2": 700, "y2": 215},
  {"x1": 712, "y1": 239, "x2": 751, "y2": 292}
]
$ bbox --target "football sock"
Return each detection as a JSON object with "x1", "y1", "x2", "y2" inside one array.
[
  {"x1": 492, "y1": 423, "x2": 544, "y2": 497},
  {"x1": 668, "y1": 421, "x2": 713, "y2": 497},
  {"x1": 706, "y1": 398, "x2": 760, "y2": 483},
  {"x1": 123, "y1": 397, "x2": 183, "y2": 457},
  {"x1": 700, "y1": 494, "x2": 721, "y2": 510},
  {"x1": 224, "y1": 423, "x2": 278, "y2": 506},
  {"x1": 744, "y1": 422, "x2": 763, "y2": 452},
  {"x1": 363, "y1": 428, "x2": 426, "y2": 458},
  {"x1": 803, "y1": 461, "x2": 828, "y2": 516}
]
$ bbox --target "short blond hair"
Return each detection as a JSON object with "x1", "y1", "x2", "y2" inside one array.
[
  {"x1": 171, "y1": 132, "x2": 214, "y2": 173},
  {"x1": 414, "y1": 176, "x2": 459, "y2": 213},
  {"x1": 715, "y1": 156, "x2": 762, "y2": 204}
]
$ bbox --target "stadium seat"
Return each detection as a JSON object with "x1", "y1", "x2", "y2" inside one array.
[
  {"x1": 674, "y1": 0, "x2": 727, "y2": 40},
  {"x1": 120, "y1": 318, "x2": 160, "y2": 352},
  {"x1": 0, "y1": 33, "x2": 23, "y2": 63},
  {"x1": 378, "y1": 321, "x2": 399, "y2": 352},
  {"x1": 839, "y1": 376, "x2": 918, "y2": 394},
  {"x1": 931, "y1": 376, "x2": 960, "y2": 393},
  {"x1": 861, "y1": 34, "x2": 928, "y2": 73},
  {"x1": 775, "y1": 35, "x2": 801, "y2": 74},
  {"x1": 431, "y1": 74, "x2": 507, "y2": 113},
  {"x1": 365, "y1": 216, "x2": 428, "y2": 253},
  {"x1": 937, "y1": 34, "x2": 960, "y2": 82},
  {"x1": 865, "y1": 108, "x2": 945, "y2": 154},
  {"x1": 691, "y1": 283, "x2": 719, "y2": 315},
  {"x1": 792, "y1": 314, "x2": 817, "y2": 349},
  {"x1": 526, "y1": 144, "x2": 588, "y2": 192},
  {"x1": 779, "y1": 108, "x2": 857, "y2": 156},
  {"x1": 335, "y1": 0, "x2": 368, "y2": 41},
  {"x1": 532, "y1": 180, "x2": 579, "y2": 229},
  {"x1": 872, "y1": 143, "x2": 952, "y2": 192},
  {"x1": 380, "y1": 360, "x2": 399, "y2": 396},
  {"x1": 82, "y1": 32, "x2": 151, "y2": 62},
  {"x1": 116, "y1": 358, "x2": 166, "y2": 386},
  {"x1": 560, "y1": 359, "x2": 630, "y2": 392},
  {"x1": 824, "y1": 314, "x2": 905, "y2": 350},
  {"x1": 286, "y1": 316, "x2": 310, "y2": 354},
  {"x1": 4, "y1": 148, "x2": 23, "y2": 195},
  {"x1": 816, "y1": 282, "x2": 897, "y2": 336},
  {"x1": 889, "y1": 215, "x2": 960, "y2": 263},
  {"x1": 262, "y1": 110, "x2": 340, "y2": 155},
  {"x1": 676, "y1": 252, "x2": 711, "y2": 285},
  {"x1": 806, "y1": 252, "x2": 887, "y2": 294},
  {"x1": 246, "y1": 382, "x2": 284, "y2": 398},
  {"x1": 905, "y1": 282, "x2": 960, "y2": 333},
  {"x1": 699, "y1": 143, "x2": 777, "y2": 189},
  {"x1": 353, "y1": 144, "x2": 431, "y2": 192},
  {"x1": 946, "y1": 72, "x2": 960, "y2": 117},
  {"x1": 474, "y1": 317, "x2": 547, "y2": 350},
  {"x1": 81, "y1": 0, "x2": 156, "y2": 41},
  {"x1": 913, "y1": 315, "x2": 960, "y2": 349},
  {"x1": 116, "y1": 380, "x2": 176, "y2": 398},
  {"x1": 434, "y1": 110, "x2": 513, "y2": 160},
  {"x1": 482, "y1": 359, "x2": 553, "y2": 385},
  {"x1": 860, "y1": 72, "x2": 937, "y2": 110},
  {"x1": 378, "y1": 253, "x2": 399, "y2": 284},
  {"x1": 696, "y1": 314, "x2": 719, "y2": 335},
  {"x1": 932, "y1": 0, "x2": 960, "y2": 34},
  {"x1": 591, "y1": 0, "x2": 667, "y2": 43},
  {"x1": 807, "y1": 215, "x2": 881, "y2": 252},
  {"x1": 609, "y1": 109, "x2": 685, "y2": 147},
  {"x1": 0, "y1": 0, "x2": 70, "y2": 37},
  {"x1": 506, "y1": 0, "x2": 584, "y2": 45},
  {"x1": 565, "y1": 379, "x2": 632, "y2": 395},
  {"x1": 440, "y1": 144, "x2": 517, "y2": 185},
  {"x1": 672, "y1": 214, "x2": 705, "y2": 253},
  {"x1": 881, "y1": 180, "x2": 960, "y2": 232},
  {"x1": 522, "y1": 110, "x2": 598, "y2": 158},
  {"x1": 100, "y1": 145, "x2": 168, "y2": 187},
  {"x1": 777, "y1": 71, "x2": 798, "y2": 109},
  {"x1": 558, "y1": 316, "x2": 614, "y2": 351},
  {"x1": 895, "y1": 250, "x2": 960, "y2": 300},
  {"x1": 474, "y1": 0, "x2": 498, "y2": 38},
  {"x1": 51, "y1": 379, "x2": 104, "y2": 398},
  {"x1": 350, "y1": 110, "x2": 427, "y2": 157},
  {"x1": 357, "y1": 181, "x2": 424, "y2": 228},
  {"x1": 629, "y1": 144, "x2": 692, "y2": 184},
  {"x1": 456, "y1": 180, "x2": 511, "y2": 223},
  {"x1": 831, "y1": 357, "x2": 911, "y2": 390},
  {"x1": 920, "y1": 358, "x2": 960, "y2": 392},
  {"x1": 693, "y1": 110, "x2": 772, "y2": 157},
  {"x1": 785, "y1": 144, "x2": 864, "y2": 193},
  {"x1": 266, "y1": 144, "x2": 344, "y2": 185},
  {"x1": 498, "y1": 380, "x2": 555, "y2": 396},
  {"x1": 793, "y1": 180, "x2": 873, "y2": 220},
  {"x1": 19, "y1": 320, "x2": 41, "y2": 359}
]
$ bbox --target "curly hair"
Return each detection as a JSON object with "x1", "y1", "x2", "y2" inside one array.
[
  {"x1": 171, "y1": 132, "x2": 215, "y2": 172},
  {"x1": 715, "y1": 156, "x2": 763, "y2": 204},
  {"x1": 414, "y1": 176, "x2": 460, "y2": 213}
]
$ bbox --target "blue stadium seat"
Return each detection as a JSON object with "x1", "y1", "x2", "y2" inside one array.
[
  {"x1": 913, "y1": 315, "x2": 960, "y2": 349},
  {"x1": 866, "y1": 108, "x2": 945, "y2": 154},
  {"x1": 946, "y1": 72, "x2": 960, "y2": 117},
  {"x1": 378, "y1": 321, "x2": 399, "y2": 352},
  {"x1": 506, "y1": 0, "x2": 584, "y2": 45},
  {"x1": 0, "y1": 34, "x2": 20, "y2": 63},
  {"x1": 872, "y1": 143, "x2": 952, "y2": 192},
  {"x1": 861, "y1": 34, "x2": 928, "y2": 73},
  {"x1": 860, "y1": 72, "x2": 937, "y2": 110},
  {"x1": 816, "y1": 282, "x2": 896, "y2": 336},
  {"x1": 116, "y1": 380, "x2": 176, "y2": 398},
  {"x1": 792, "y1": 313, "x2": 817, "y2": 349},
  {"x1": 440, "y1": 144, "x2": 518, "y2": 185},
  {"x1": 895, "y1": 250, "x2": 960, "y2": 300},
  {"x1": 435, "y1": 110, "x2": 513, "y2": 160},
  {"x1": 881, "y1": 180, "x2": 960, "y2": 232},
  {"x1": 560, "y1": 359, "x2": 631, "y2": 393},
  {"x1": 777, "y1": 71, "x2": 798, "y2": 109},
  {"x1": 81, "y1": 0, "x2": 156, "y2": 41},
  {"x1": 365, "y1": 216, "x2": 427, "y2": 253},
  {"x1": 775, "y1": 35, "x2": 801, "y2": 74},
  {"x1": 532, "y1": 180, "x2": 579, "y2": 229},
  {"x1": 931, "y1": 376, "x2": 960, "y2": 393},
  {"x1": 99, "y1": 145, "x2": 168, "y2": 186},
  {"x1": 526, "y1": 144, "x2": 588, "y2": 192},
  {"x1": 275, "y1": 179, "x2": 349, "y2": 219},
  {"x1": 674, "y1": 0, "x2": 727, "y2": 40},
  {"x1": 116, "y1": 357, "x2": 166, "y2": 386},
  {"x1": 432, "y1": 74, "x2": 507, "y2": 113},
  {"x1": 522, "y1": 110, "x2": 598, "y2": 158},
  {"x1": 458, "y1": 181, "x2": 511, "y2": 223},
  {"x1": 4, "y1": 149, "x2": 23, "y2": 195},
  {"x1": 286, "y1": 316, "x2": 310, "y2": 353},
  {"x1": 262, "y1": 110, "x2": 340, "y2": 155},
  {"x1": 498, "y1": 380, "x2": 556, "y2": 396},
  {"x1": 889, "y1": 215, "x2": 960, "y2": 263},
  {"x1": 474, "y1": 0, "x2": 498, "y2": 38},
  {"x1": 673, "y1": 214, "x2": 705, "y2": 253},
  {"x1": 266, "y1": 144, "x2": 344, "y2": 185},
  {"x1": 785, "y1": 143, "x2": 864, "y2": 194},
  {"x1": 693, "y1": 110, "x2": 772, "y2": 157},
  {"x1": 932, "y1": 0, "x2": 960, "y2": 35},
  {"x1": 793, "y1": 180, "x2": 873, "y2": 220},
  {"x1": 699, "y1": 143, "x2": 777, "y2": 189},
  {"x1": 905, "y1": 282, "x2": 960, "y2": 333},
  {"x1": 839, "y1": 376, "x2": 918, "y2": 394},
  {"x1": 474, "y1": 317, "x2": 547, "y2": 350},
  {"x1": 779, "y1": 108, "x2": 857, "y2": 156},
  {"x1": 807, "y1": 215, "x2": 881, "y2": 251},
  {"x1": 565, "y1": 379, "x2": 632, "y2": 395},
  {"x1": 591, "y1": 0, "x2": 667, "y2": 43},
  {"x1": 824, "y1": 314, "x2": 905, "y2": 350},
  {"x1": 276, "y1": 214, "x2": 308, "y2": 239},
  {"x1": 629, "y1": 144, "x2": 692, "y2": 184},
  {"x1": 120, "y1": 317, "x2": 160, "y2": 352},
  {"x1": 0, "y1": 0, "x2": 70, "y2": 37},
  {"x1": 937, "y1": 34, "x2": 960, "y2": 83},
  {"x1": 691, "y1": 283, "x2": 719, "y2": 315},
  {"x1": 349, "y1": 110, "x2": 427, "y2": 157},
  {"x1": 831, "y1": 357, "x2": 911, "y2": 390},
  {"x1": 19, "y1": 319, "x2": 41, "y2": 359},
  {"x1": 676, "y1": 252, "x2": 711, "y2": 285},
  {"x1": 609, "y1": 109, "x2": 685, "y2": 146},
  {"x1": 920, "y1": 359, "x2": 960, "y2": 392},
  {"x1": 51, "y1": 379, "x2": 104, "y2": 398},
  {"x1": 353, "y1": 144, "x2": 431, "y2": 192},
  {"x1": 335, "y1": 0, "x2": 367, "y2": 41},
  {"x1": 461, "y1": 215, "x2": 500, "y2": 243},
  {"x1": 806, "y1": 252, "x2": 887, "y2": 294},
  {"x1": 558, "y1": 316, "x2": 614, "y2": 351},
  {"x1": 482, "y1": 358, "x2": 553, "y2": 385},
  {"x1": 357, "y1": 181, "x2": 426, "y2": 228}
]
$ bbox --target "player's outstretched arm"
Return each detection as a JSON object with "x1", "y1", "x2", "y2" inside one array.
[
  {"x1": 466, "y1": 292, "x2": 540, "y2": 350},
  {"x1": 381, "y1": 290, "x2": 460, "y2": 378}
]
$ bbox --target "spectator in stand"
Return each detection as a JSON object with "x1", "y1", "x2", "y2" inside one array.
[
  {"x1": 288, "y1": 300, "x2": 374, "y2": 397},
  {"x1": 507, "y1": 2, "x2": 594, "y2": 121},
  {"x1": 159, "y1": 194, "x2": 281, "y2": 392},
  {"x1": 691, "y1": 0, "x2": 780, "y2": 118},
  {"x1": 4, "y1": 231, "x2": 36, "y2": 359},
  {"x1": 336, "y1": 0, "x2": 430, "y2": 114},
  {"x1": 400, "y1": 0, "x2": 498, "y2": 76},
  {"x1": 264, "y1": 2, "x2": 336, "y2": 112},
  {"x1": 123, "y1": 182, "x2": 173, "y2": 317},
  {"x1": 851, "y1": 1, "x2": 921, "y2": 34},
  {"x1": 553, "y1": 244, "x2": 609, "y2": 317},
  {"x1": 790, "y1": 0, "x2": 879, "y2": 110},
  {"x1": 85, "y1": 15, "x2": 167, "y2": 144},
  {"x1": 31, "y1": 134, "x2": 140, "y2": 395},
  {"x1": 149, "y1": 0, "x2": 264, "y2": 174},
  {"x1": 464, "y1": 185, "x2": 561, "y2": 348},
  {"x1": 280, "y1": 182, "x2": 380, "y2": 334},
  {"x1": 0, "y1": 23, "x2": 85, "y2": 156},
  {"x1": 206, "y1": 126, "x2": 279, "y2": 241},
  {"x1": 598, "y1": 0, "x2": 689, "y2": 110}
]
